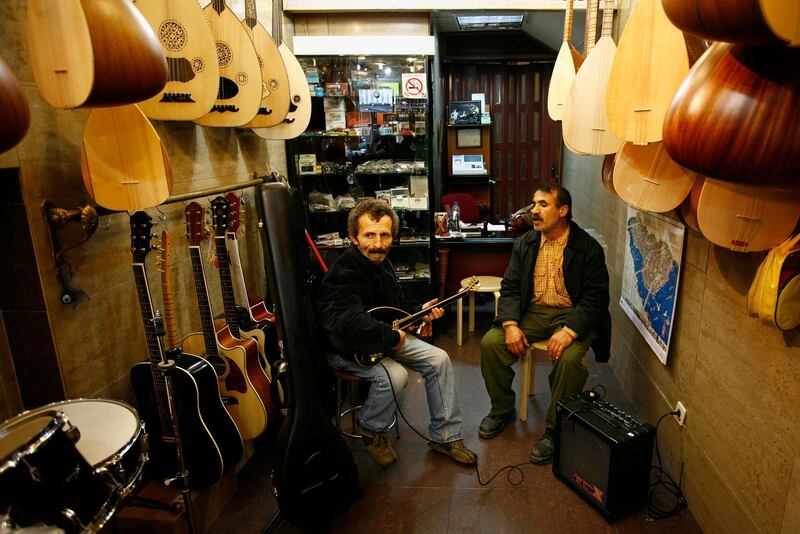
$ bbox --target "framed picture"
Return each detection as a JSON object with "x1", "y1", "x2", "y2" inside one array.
[
  {"x1": 456, "y1": 128, "x2": 481, "y2": 148},
  {"x1": 448, "y1": 100, "x2": 481, "y2": 125}
]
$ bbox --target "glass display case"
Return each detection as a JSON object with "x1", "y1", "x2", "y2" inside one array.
[{"x1": 287, "y1": 54, "x2": 433, "y2": 297}]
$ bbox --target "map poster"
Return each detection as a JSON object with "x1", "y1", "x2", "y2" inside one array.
[{"x1": 620, "y1": 208, "x2": 685, "y2": 365}]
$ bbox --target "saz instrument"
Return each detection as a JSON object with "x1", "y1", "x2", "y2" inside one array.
[
  {"x1": 663, "y1": 43, "x2": 800, "y2": 187},
  {"x1": 606, "y1": 0, "x2": 688, "y2": 145},
  {"x1": 241, "y1": 0, "x2": 290, "y2": 128},
  {"x1": 612, "y1": 141, "x2": 697, "y2": 213},
  {"x1": 695, "y1": 178, "x2": 800, "y2": 252},
  {"x1": 252, "y1": 0, "x2": 311, "y2": 140},
  {"x1": 132, "y1": 0, "x2": 220, "y2": 121},
  {"x1": 194, "y1": 0, "x2": 262, "y2": 127},
  {"x1": 547, "y1": 0, "x2": 584, "y2": 121},
  {"x1": 128, "y1": 214, "x2": 243, "y2": 489},
  {"x1": 601, "y1": 153, "x2": 617, "y2": 197},
  {"x1": 562, "y1": 0, "x2": 623, "y2": 156},
  {"x1": 181, "y1": 202, "x2": 269, "y2": 440},
  {"x1": 81, "y1": 104, "x2": 173, "y2": 211},
  {"x1": 678, "y1": 175, "x2": 703, "y2": 232},
  {"x1": 353, "y1": 277, "x2": 480, "y2": 368},
  {"x1": 563, "y1": 0, "x2": 598, "y2": 156},
  {"x1": 26, "y1": 0, "x2": 167, "y2": 109},
  {"x1": 662, "y1": 0, "x2": 798, "y2": 45},
  {"x1": 209, "y1": 197, "x2": 278, "y2": 420},
  {"x1": 0, "y1": 57, "x2": 30, "y2": 154}
]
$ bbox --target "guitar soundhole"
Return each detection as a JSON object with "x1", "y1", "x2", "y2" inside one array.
[
  {"x1": 216, "y1": 42, "x2": 233, "y2": 68},
  {"x1": 192, "y1": 57, "x2": 205, "y2": 73},
  {"x1": 159, "y1": 20, "x2": 187, "y2": 52},
  {"x1": 236, "y1": 72, "x2": 248, "y2": 86}
]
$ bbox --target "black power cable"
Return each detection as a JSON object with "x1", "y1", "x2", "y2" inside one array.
[{"x1": 647, "y1": 411, "x2": 688, "y2": 520}]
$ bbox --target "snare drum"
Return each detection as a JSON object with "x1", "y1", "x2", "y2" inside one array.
[{"x1": 0, "y1": 399, "x2": 148, "y2": 533}]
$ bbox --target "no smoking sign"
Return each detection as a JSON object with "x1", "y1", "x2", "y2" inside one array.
[{"x1": 402, "y1": 73, "x2": 428, "y2": 99}]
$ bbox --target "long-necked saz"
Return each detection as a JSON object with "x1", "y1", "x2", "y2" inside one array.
[{"x1": 547, "y1": 0, "x2": 584, "y2": 121}]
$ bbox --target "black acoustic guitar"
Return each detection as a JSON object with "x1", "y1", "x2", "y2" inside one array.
[
  {"x1": 258, "y1": 183, "x2": 359, "y2": 529},
  {"x1": 352, "y1": 276, "x2": 480, "y2": 367},
  {"x1": 129, "y1": 211, "x2": 243, "y2": 489}
]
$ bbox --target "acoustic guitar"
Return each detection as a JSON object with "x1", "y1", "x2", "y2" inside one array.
[
  {"x1": 252, "y1": 0, "x2": 311, "y2": 140},
  {"x1": 606, "y1": 0, "x2": 688, "y2": 145},
  {"x1": 81, "y1": 104, "x2": 173, "y2": 211},
  {"x1": 0, "y1": 57, "x2": 29, "y2": 154},
  {"x1": 661, "y1": 0, "x2": 796, "y2": 45},
  {"x1": 26, "y1": 0, "x2": 167, "y2": 109},
  {"x1": 209, "y1": 197, "x2": 278, "y2": 420},
  {"x1": 352, "y1": 277, "x2": 480, "y2": 368},
  {"x1": 547, "y1": 0, "x2": 584, "y2": 121},
  {"x1": 194, "y1": 0, "x2": 262, "y2": 127},
  {"x1": 128, "y1": 214, "x2": 243, "y2": 489},
  {"x1": 562, "y1": 0, "x2": 624, "y2": 156},
  {"x1": 612, "y1": 142, "x2": 697, "y2": 213},
  {"x1": 132, "y1": 0, "x2": 220, "y2": 121},
  {"x1": 663, "y1": 43, "x2": 800, "y2": 187},
  {"x1": 241, "y1": 0, "x2": 290, "y2": 128},
  {"x1": 695, "y1": 178, "x2": 800, "y2": 252},
  {"x1": 181, "y1": 202, "x2": 269, "y2": 440}
]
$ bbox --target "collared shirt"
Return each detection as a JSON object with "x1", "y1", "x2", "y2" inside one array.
[{"x1": 532, "y1": 227, "x2": 572, "y2": 308}]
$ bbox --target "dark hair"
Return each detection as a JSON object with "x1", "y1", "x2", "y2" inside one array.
[
  {"x1": 534, "y1": 182, "x2": 572, "y2": 220},
  {"x1": 347, "y1": 198, "x2": 399, "y2": 238}
]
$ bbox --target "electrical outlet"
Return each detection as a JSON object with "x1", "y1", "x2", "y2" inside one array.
[{"x1": 674, "y1": 401, "x2": 687, "y2": 426}]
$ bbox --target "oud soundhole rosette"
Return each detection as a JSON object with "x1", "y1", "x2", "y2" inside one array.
[
  {"x1": 159, "y1": 20, "x2": 187, "y2": 52},
  {"x1": 268, "y1": 79, "x2": 279, "y2": 91},
  {"x1": 216, "y1": 42, "x2": 232, "y2": 68},
  {"x1": 236, "y1": 72, "x2": 248, "y2": 85},
  {"x1": 191, "y1": 57, "x2": 205, "y2": 73}
]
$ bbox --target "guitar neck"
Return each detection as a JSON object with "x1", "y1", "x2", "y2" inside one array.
[
  {"x1": 272, "y1": 0, "x2": 282, "y2": 45},
  {"x1": 227, "y1": 232, "x2": 252, "y2": 308},
  {"x1": 160, "y1": 231, "x2": 179, "y2": 349},
  {"x1": 585, "y1": 0, "x2": 599, "y2": 53},
  {"x1": 214, "y1": 236, "x2": 242, "y2": 337},
  {"x1": 396, "y1": 289, "x2": 471, "y2": 329},
  {"x1": 132, "y1": 263, "x2": 175, "y2": 441},
  {"x1": 244, "y1": 0, "x2": 257, "y2": 29},
  {"x1": 563, "y1": 0, "x2": 576, "y2": 41},
  {"x1": 600, "y1": 0, "x2": 614, "y2": 38},
  {"x1": 188, "y1": 246, "x2": 223, "y2": 359}
]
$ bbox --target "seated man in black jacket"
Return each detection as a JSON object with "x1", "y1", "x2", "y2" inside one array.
[
  {"x1": 479, "y1": 183, "x2": 611, "y2": 465},
  {"x1": 319, "y1": 199, "x2": 477, "y2": 467}
]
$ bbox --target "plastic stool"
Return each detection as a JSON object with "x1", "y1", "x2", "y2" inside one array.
[{"x1": 456, "y1": 275, "x2": 503, "y2": 346}]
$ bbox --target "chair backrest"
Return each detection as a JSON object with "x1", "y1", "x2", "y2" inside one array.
[{"x1": 441, "y1": 193, "x2": 479, "y2": 223}]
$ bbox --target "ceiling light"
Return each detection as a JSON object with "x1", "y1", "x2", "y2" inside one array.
[{"x1": 456, "y1": 15, "x2": 524, "y2": 30}]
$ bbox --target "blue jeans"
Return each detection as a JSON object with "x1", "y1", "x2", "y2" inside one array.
[{"x1": 328, "y1": 336, "x2": 464, "y2": 443}]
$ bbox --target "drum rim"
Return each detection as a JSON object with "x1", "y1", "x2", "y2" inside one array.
[{"x1": 0, "y1": 410, "x2": 69, "y2": 474}]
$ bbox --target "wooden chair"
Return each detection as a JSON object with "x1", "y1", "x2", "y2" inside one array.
[{"x1": 518, "y1": 340, "x2": 549, "y2": 422}]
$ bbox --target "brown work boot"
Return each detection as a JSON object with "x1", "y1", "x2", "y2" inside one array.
[
  {"x1": 428, "y1": 439, "x2": 478, "y2": 465},
  {"x1": 359, "y1": 426, "x2": 397, "y2": 467}
]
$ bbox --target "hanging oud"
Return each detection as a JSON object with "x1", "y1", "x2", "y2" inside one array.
[
  {"x1": 252, "y1": 0, "x2": 311, "y2": 140},
  {"x1": 606, "y1": 0, "x2": 689, "y2": 145},
  {"x1": 661, "y1": 0, "x2": 797, "y2": 45},
  {"x1": 132, "y1": 0, "x2": 220, "y2": 121},
  {"x1": 695, "y1": 178, "x2": 800, "y2": 252},
  {"x1": 663, "y1": 43, "x2": 800, "y2": 187},
  {"x1": 241, "y1": 0, "x2": 290, "y2": 128},
  {"x1": 612, "y1": 142, "x2": 697, "y2": 213},
  {"x1": 562, "y1": 0, "x2": 623, "y2": 156},
  {"x1": 547, "y1": 0, "x2": 584, "y2": 121},
  {"x1": 0, "y1": 57, "x2": 30, "y2": 154},
  {"x1": 81, "y1": 104, "x2": 173, "y2": 211},
  {"x1": 26, "y1": 0, "x2": 167, "y2": 109},
  {"x1": 194, "y1": 0, "x2": 262, "y2": 127}
]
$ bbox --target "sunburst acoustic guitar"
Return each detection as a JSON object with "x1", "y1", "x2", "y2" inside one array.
[
  {"x1": 662, "y1": 0, "x2": 797, "y2": 45},
  {"x1": 132, "y1": 0, "x2": 220, "y2": 121},
  {"x1": 663, "y1": 42, "x2": 800, "y2": 187},
  {"x1": 547, "y1": 0, "x2": 583, "y2": 121},
  {"x1": 606, "y1": 0, "x2": 688, "y2": 145},
  {"x1": 241, "y1": 0, "x2": 289, "y2": 128},
  {"x1": 252, "y1": 0, "x2": 311, "y2": 140},
  {"x1": 562, "y1": 0, "x2": 623, "y2": 156},
  {"x1": 81, "y1": 104, "x2": 173, "y2": 211},
  {"x1": 0, "y1": 57, "x2": 29, "y2": 154},
  {"x1": 26, "y1": 0, "x2": 167, "y2": 109},
  {"x1": 194, "y1": 0, "x2": 262, "y2": 127}
]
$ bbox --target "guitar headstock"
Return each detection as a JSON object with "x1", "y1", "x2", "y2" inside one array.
[
  {"x1": 225, "y1": 192, "x2": 241, "y2": 233},
  {"x1": 130, "y1": 211, "x2": 155, "y2": 263},
  {"x1": 210, "y1": 196, "x2": 230, "y2": 238},
  {"x1": 462, "y1": 276, "x2": 481, "y2": 292},
  {"x1": 185, "y1": 202, "x2": 206, "y2": 246}
]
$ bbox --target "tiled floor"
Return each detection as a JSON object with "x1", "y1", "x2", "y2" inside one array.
[{"x1": 209, "y1": 305, "x2": 702, "y2": 533}]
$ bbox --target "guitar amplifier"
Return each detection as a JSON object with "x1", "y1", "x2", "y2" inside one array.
[{"x1": 553, "y1": 395, "x2": 655, "y2": 521}]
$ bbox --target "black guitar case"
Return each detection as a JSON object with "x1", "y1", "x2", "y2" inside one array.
[{"x1": 257, "y1": 182, "x2": 359, "y2": 529}]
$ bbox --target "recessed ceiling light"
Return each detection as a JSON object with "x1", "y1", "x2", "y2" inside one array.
[{"x1": 456, "y1": 15, "x2": 524, "y2": 30}]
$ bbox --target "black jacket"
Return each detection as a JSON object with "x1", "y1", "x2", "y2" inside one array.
[
  {"x1": 495, "y1": 221, "x2": 612, "y2": 362},
  {"x1": 318, "y1": 246, "x2": 410, "y2": 354}
]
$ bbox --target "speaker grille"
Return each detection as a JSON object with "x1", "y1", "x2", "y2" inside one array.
[{"x1": 559, "y1": 419, "x2": 610, "y2": 505}]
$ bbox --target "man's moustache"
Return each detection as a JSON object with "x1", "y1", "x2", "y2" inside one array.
[{"x1": 369, "y1": 249, "x2": 387, "y2": 254}]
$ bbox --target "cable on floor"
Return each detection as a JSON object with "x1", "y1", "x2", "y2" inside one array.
[{"x1": 647, "y1": 411, "x2": 687, "y2": 520}]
